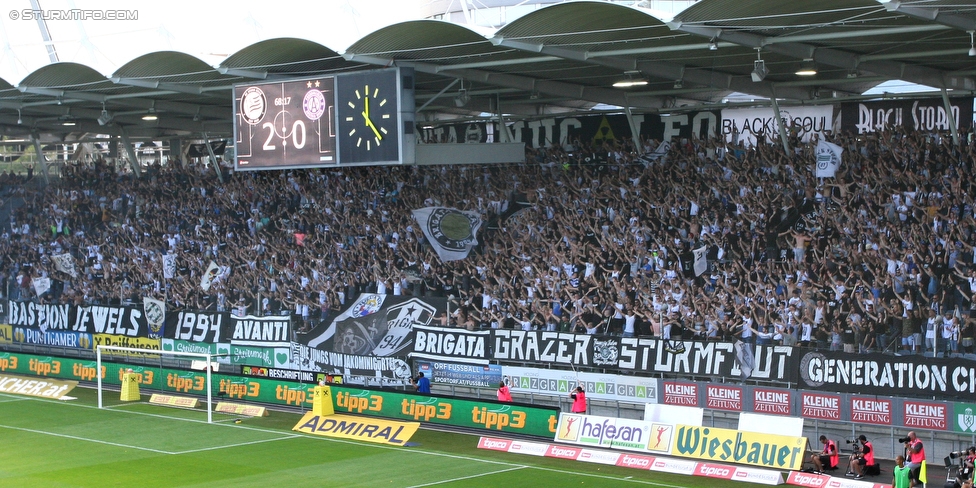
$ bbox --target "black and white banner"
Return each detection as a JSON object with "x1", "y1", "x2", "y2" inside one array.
[
  {"x1": 142, "y1": 298, "x2": 165, "y2": 339},
  {"x1": 411, "y1": 325, "x2": 491, "y2": 364},
  {"x1": 841, "y1": 97, "x2": 974, "y2": 134},
  {"x1": 814, "y1": 140, "x2": 843, "y2": 178},
  {"x1": 230, "y1": 314, "x2": 291, "y2": 347},
  {"x1": 162, "y1": 254, "x2": 176, "y2": 280},
  {"x1": 167, "y1": 310, "x2": 226, "y2": 343},
  {"x1": 32, "y1": 277, "x2": 51, "y2": 297},
  {"x1": 489, "y1": 331, "x2": 794, "y2": 379},
  {"x1": 73, "y1": 305, "x2": 148, "y2": 336},
  {"x1": 412, "y1": 207, "x2": 483, "y2": 262},
  {"x1": 52, "y1": 254, "x2": 78, "y2": 278},
  {"x1": 296, "y1": 294, "x2": 445, "y2": 381},
  {"x1": 794, "y1": 350, "x2": 976, "y2": 398}
]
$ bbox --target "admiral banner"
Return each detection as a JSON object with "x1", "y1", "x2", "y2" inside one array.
[
  {"x1": 293, "y1": 412, "x2": 420, "y2": 445},
  {"x1": 841, "y1": 97, "x2": 974, "y2": 134},
  {"x1": 795, "y1": 350, "x2": 976, "y2": 398},
  {"x1": 411, "y1": 325, "x2": 490, "y2": 364},
  {"x1": 504, "y1": 365, "x2": 658, "y2": 404}
]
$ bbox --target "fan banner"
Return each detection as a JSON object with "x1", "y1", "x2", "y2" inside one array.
[
  {"x1": 142, "y1": 297, "x2": 166, "y2": 339},
  {"x1": 412, "y1": 207, "x2": 482, "y2": 262},
  {"x1": 410, "y1": 324, "x2": 491, "y2": 364},
  {"x1": 293, "y1": 294, "x2": 445, "y2": 383},
  {"x1": 840, "y1": 97, "x2": 974, "y2": 134},
  {"x1": 199, "y1": 261, "x2": 228, "y2": 291},
  {"x1": 51, "y1": 254, "x2": 78, "y2": 278},
  {"x1": 32, "y1": 277, "x2": 51, "y2": 297},
  {"x1": 814, "y1": 140, "x2": 843, "y2": 178},
  {"x1": 162, "y1": 254, "x2": 176, "y2": 279},
  {"x1": 229, "y1": 314, "x2": 291, "y2": 348}
]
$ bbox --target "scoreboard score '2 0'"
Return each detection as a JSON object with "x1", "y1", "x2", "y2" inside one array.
[{"x1": 234, "y1": 77, "x2": 336, "y2": 170}]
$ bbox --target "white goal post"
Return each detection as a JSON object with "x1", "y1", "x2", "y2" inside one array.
[{"x1": 95, "y1": 345, "x2": 217, "y2": 423}]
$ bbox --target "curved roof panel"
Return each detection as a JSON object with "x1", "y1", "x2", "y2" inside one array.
[
  {"x1": 113, "y1": 51, "x2": 225, "y2": 84},
  {"x1": 497, "y1": 1, "x2": 670, "y2": 47},
  {"x1": 346, "y1": 21, "x2": 497, "y2": 61},
  {"x1": 220, "y1": 38, "x2": 351, "y2": 76},
  {"x1": 19, "y1": 62, "x2": 109, "y2": 89}
]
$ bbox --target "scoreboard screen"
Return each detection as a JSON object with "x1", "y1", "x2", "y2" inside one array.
[{"x1": 234, "y1": 77, "x2": 337, "y2": 170}]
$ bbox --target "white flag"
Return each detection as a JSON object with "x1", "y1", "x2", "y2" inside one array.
[
  {"x1": 51, "y1": 253, "x2": 78, "y2": 278},
  {"x1": 200, "y1": 261, "x2": 220, "y2": 291},
  {"x1": 162, "y1": 254, "x2": 176, "y2": 279},
  {"x1": 640, "y1": 140, "x2": 671, "y2": 163},
  {"x1": 692, "y1": 246, "x2": 708, "y2": 277},
  {"x1": 412, "y1": 207, "x2": 483, "y2": 262},
  {"x1": 734, "y1": 340, "x2": 755, "y2": 380},
  {"x1": 32, "y1": 277, "x2": 51, "y2": 296},
  {"x1": 143, "y1": 297, "x2": 166, "y2": 338},
  {"x1": 814, "y1": 140, "x2": 843, "y2": 178}
]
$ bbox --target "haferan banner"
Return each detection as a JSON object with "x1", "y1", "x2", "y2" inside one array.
[{"x1": 795, "y1": 350, "x2": 976, "y2": 398}]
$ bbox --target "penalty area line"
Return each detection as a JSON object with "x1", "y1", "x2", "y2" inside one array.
[
  {"x1": 0, "y1": 423, "x2": 176, "y2": 454},
  {"x1": 405, "y1": 466, "x2": 525, "y2": 488},
  {"x1": 171, "y1": 434, "x2": 304, "y2": 455}
]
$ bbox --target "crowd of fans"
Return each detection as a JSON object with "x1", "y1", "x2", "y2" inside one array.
[{"x1": 2, "y1": 125, "x2": 976, "y2": 357}]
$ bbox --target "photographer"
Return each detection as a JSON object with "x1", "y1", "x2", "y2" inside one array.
[
  {"x1": 846, "y1": 435, "x2": 875, "y2": 479},
  {"x1": 811, "y1": 435, "x2": 839, "y2": 473},
  {"x1": 950, "y1": 447, "x2": 976, "y2": 488},
  {"x1": 901, "y1": 431, "x2": 926, "y2": 488}
]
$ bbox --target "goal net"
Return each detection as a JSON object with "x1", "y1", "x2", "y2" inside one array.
[{"x1": 95, "y1": 345, "x2": 221, "y2": 423}]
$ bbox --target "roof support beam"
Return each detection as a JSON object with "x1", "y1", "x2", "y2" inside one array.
[
  {"x1": 492, "y1": 36, "x2": 814, "y2": 101},
  {"x1": 343, "y1": 52, "x2": 666, "y2": 109},
  {"x1": 117, "y1": 126, "x2": 143, "y2": 178},
  {"x1": 877, "y1": 0, "x2": 976, "y2": 32},
  {"x1": 669, "y1": 23, "x2": 975, "y2": 91}
]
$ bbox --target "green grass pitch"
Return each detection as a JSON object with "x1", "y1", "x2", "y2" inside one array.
[{"x1": 0, "y1": 387, "x2": 759, "y2": 487}]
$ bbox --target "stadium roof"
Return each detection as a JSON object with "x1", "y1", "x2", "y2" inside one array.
[{"x1": 1, "y1": 0, "x2": 976, "y2": 142}]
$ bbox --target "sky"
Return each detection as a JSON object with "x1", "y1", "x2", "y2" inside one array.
[{"x1": 0, "y1": 0, "x2": 425, "y2": 83}]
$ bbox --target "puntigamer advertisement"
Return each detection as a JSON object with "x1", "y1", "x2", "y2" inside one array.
[{"x1": 0, "y1": 351, "x2": 558, "y2": 438}]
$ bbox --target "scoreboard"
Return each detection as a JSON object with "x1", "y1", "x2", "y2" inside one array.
[{"x1": 233, "y1": 68, "x2": 414, "y2": 170}]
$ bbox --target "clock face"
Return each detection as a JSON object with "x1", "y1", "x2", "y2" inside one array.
[
  {"x1": 345, "y1": 84, "x2": 391, "y2": 151},
  {"x1": 336, "y1": 69, "x2": 401, "y2": 165}
]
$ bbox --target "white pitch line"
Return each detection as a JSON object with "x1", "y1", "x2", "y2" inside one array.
[
  {"x1": 3, "y1": 394, "x2": 686, "y2": 487},
  {"x1": 405, "y1": 466, "x2": 525, "y2": 488},
  {"x1": 0, "y1": 423, "x2": 176, "y2": 454},
  {"x1": 171, "y1": 434, "x2": 303, "y2": 455}
]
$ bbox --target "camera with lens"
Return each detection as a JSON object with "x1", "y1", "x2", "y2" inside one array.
[
  {"x1": 846, "y1": 438, "x2": 862, "y2": 453},
  {"x1": 899, "y1": 436, "x2": 912, "y2": 443}
]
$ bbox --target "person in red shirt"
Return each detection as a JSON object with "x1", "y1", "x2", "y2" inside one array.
[
  {"x1": 811, "y1": 435, "x2": 839, "y2": 472},
  {"x1": 570, "y1": 386, "x2": 587, "y2": 413},
  {"x1": 496, "y1": 381, "x2": 512, "y2": 402}
]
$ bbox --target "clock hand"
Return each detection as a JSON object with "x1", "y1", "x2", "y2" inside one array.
[{"x1": 364, "y1": 117, "x2": 383, "y2": 140}]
